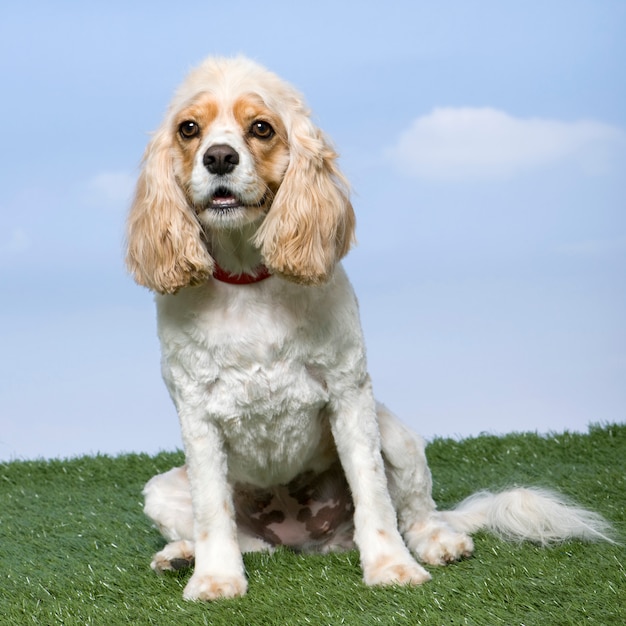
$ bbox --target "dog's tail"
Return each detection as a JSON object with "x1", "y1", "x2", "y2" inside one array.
[{"x1": 440, "y1": 487, "x2": 615, "y2": 545}]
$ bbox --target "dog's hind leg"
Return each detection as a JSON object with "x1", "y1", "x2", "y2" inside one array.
[
  {"x1": 143, "y1": 466, "x2": 194, "y2": 542},
  {"x1": 377, "y1": 403, "x2": 474, "y2": 565},
  {"x1": 143, "y1": 465, "x2": 273, "y2": 563}
]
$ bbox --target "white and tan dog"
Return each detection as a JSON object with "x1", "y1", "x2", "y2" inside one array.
[{"x1": 126, "y1": 56, "x2": 612, "y2": 601}]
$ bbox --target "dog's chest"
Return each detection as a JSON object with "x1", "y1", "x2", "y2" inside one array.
[
  {"x1": 208, "y1": 351, "x2": 333, "y2": 484},
  {"x1": 156, "y1": 279, "x2": 355, "y2": 485}
]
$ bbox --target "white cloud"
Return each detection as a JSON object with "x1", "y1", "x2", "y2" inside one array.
[
  {"x1": 82, "y1": 171, "x2": 135, "y2": 211},
  {"x1": 386, "y1": 107, "x2": 626, "y2": 181}
]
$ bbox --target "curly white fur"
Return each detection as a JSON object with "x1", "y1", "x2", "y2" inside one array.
[{"x1": 127, "y1": 56, "x2": 613, "y2": 601}]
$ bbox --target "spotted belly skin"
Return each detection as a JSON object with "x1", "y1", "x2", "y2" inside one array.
[{"x1": 233, "y1": 462, "x2": 355, "y2": 552}]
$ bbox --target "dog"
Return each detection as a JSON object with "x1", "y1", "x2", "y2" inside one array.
[{"x1": 126, "y1": 56, "x2": 612, "y2": 601}]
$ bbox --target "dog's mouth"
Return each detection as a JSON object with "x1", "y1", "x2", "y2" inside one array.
[
  {"x1": 205, "y1": 187, "x2": 267, "y2": 212},
  {"x1": 207, "y1": 187, "x2": 243, "y2": 211}
]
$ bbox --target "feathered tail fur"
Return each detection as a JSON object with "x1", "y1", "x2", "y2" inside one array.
[{"x1": 441, "y1": 487, "x2": 615, "y2": 545}]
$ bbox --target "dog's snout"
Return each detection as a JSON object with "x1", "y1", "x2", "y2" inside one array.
[{"x1": 203, "y1": 144, "x2": 240, "y2": 175}]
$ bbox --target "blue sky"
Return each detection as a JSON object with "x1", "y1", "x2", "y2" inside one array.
[{"x1": 1, "y1": 1, "x2": 624, "y2": 461}]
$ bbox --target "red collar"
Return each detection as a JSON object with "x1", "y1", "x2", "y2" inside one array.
[{"x1": 212, "y1": 263, "x2": 272, "y2": 285}]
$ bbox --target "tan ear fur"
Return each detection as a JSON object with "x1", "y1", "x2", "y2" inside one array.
[
  {"x1": 253, "y1": 115, "x2": 356, "y2": 285},
  {"x1": 125, "y1": 129, "x2": 214, "y2": 294}
]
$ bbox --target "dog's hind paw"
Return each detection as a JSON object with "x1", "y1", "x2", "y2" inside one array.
[
  {"x1": 150, "y1": 539, "x2": 195, "y2": 573},
  {"x1": 405, "y1": 519, "x2": 474, "y2": 566}
]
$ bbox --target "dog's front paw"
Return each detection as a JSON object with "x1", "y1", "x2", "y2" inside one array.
[
  {"x1": 363, "y1": 555, "x2": 431, "y2": 587},
  {"x1": 405, "y1": 520, "x2": 474, "y2": 566},
  {"x1": 183, "y1": 572, "x2": 248, "y2": 601}
]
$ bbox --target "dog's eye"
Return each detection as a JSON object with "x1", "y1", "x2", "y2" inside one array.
[
  {"x1": 179, "y1": 120, "x2": 200, "y2": 139},
  {"x1": 250, "y1": 120, "x2": 275, "y2": 140}
]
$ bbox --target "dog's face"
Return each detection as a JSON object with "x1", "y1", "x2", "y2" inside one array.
[
  {"x1": 173, "y1": 92, "x2": 290, "y2": 231},
  {"x1": 126, "y1": 57, "x2": 355, "y2": 294}
]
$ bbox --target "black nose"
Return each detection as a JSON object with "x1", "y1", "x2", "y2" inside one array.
[{"x1": 203, "y1": 144, "x2": 240, "y2": 175}]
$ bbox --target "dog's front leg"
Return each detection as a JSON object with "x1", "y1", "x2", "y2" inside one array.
[
  {"x1": 180, "y1": 419, "x2": 247, "y2": 601},
  {"x1": 329, "y1": 378, "x2": 431, "y2": 586}
]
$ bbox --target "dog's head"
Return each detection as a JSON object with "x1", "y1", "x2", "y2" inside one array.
[{"x1": 126, "y1": 56, "x2": 355, "y2": 294}]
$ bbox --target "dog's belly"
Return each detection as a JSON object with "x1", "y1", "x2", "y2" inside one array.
[{"x1": 234, "y1": 462, "x2": 354, "y2": 551}]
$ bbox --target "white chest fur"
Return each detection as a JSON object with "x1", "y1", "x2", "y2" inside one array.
[{"x1": 155, "y1": 266, "x2": 367, "y2": 487}]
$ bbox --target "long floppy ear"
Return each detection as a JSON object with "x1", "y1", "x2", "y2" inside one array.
[
  {"x1": 253, "y1": 114, "x2": 356, "y2": 285},
  {"x1": 125, "y1": 128, "x2": 214, "y2": 294}
]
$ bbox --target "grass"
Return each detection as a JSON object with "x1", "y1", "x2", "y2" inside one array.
[{"x1": 1, "y1": 424, "x2": 624, "y2": 625}]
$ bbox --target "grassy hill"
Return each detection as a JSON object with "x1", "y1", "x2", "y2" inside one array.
[{"x1": 1, "y1": 424, "x2": 624, "y2": 625}]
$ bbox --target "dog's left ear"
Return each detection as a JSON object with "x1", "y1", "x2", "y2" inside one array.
[{"x1": 254, "y1": 114, "x2": 356, "y2": 285}]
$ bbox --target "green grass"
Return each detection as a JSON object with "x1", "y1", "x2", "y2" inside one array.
[{"x1": 1, "y1": 424, "x2": 624, "y2": 625}]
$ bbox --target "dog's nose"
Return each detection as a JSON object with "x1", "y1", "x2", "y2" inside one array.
[{"x1": 203, "y1": 144, "x2": 240, "y2": 175}]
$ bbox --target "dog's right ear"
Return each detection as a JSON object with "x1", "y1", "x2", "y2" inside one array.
[{"x1": 125, "y1": 128, "x2": 214, "y2": 294}]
